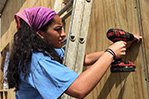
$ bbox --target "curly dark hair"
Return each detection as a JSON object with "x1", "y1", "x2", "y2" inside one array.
[{"x1": 6, "y1": 18, "x2": 62, "y2": 90}]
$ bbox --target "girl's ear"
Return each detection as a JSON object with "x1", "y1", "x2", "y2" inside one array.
[{"x1": 36, "y1": 30, "x2": 45, "y2": 39}]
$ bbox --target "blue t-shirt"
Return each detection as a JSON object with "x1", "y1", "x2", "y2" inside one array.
[{"x1": 16, "y1": 48, "x2": 79, "y2": 99}]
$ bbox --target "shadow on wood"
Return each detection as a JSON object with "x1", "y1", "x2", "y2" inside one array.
[
  {"x1": 97, "y1": 72, "x2": 130, "y2": 99},
  {"x1": 97, "y1": 40, "x2": 141, "y2": 99}
]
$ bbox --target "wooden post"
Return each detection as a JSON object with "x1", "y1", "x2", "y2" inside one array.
[
  {"x1": 135, "y1": 0, "x2": 149, "y2": 98},
  {"x1": 0, "y1": 49, "x2": 7, "y2": 89},
  {"x1": 0, "y1": 47, "x2": 7, "y2": 99}
]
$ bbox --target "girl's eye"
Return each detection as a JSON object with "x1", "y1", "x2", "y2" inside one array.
[
  {"x1": 55, "y1": 28, "x2": 62, "y2": 31},
  {"x1": 56, "y1": 29, "x2": 61, "y2": 31}
]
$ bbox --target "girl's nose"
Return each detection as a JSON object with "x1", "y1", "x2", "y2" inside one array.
[{"x1": 61, "y1": 29, "x2": 66, "y2": 37}]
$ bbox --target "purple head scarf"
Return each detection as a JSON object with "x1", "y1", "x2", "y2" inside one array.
[{"x1": 15, "y1": 7, "x2": 57, "y2": 31}]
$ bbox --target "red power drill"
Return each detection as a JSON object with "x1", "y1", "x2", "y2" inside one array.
[{"x1": 107, "y1": 29, "x2": 136, "y2": 72}]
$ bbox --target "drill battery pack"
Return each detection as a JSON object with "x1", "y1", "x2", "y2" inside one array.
[{"x1": 110, "y1": 59, "x2": 136, "y2": 72}]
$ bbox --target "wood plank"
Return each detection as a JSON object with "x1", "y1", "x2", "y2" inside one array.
[
  {"x1": 0, "y1": 89, "x2": 15, "y2": 99},
  {"x1": 136, "y1": 0, "x2": 149, "y2": 98},
  {"x1": 8, "y1": 89, "x2": 15, "y2": 99},
  {"x1": 84, "y1": 0, "x2": 148, "y2": 98},
  {"x1": 0, "y1": 26, "x2": 16, "y2": 52},
  {"x1": 0, "y1": 0, "x2": 7, "y2": 13},
  {"x1": 0, "y1": 48, "x2": 7, "y2": 89}
]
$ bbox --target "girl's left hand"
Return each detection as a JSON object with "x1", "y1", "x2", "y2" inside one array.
[{"x1": 127, "y1": 35, "x2": 142, "y2": 49}]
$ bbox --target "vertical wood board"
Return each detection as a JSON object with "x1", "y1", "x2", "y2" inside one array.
[
  {"x1": 137, "y1": 0, "x2": 149, "y2": 98},
  {"x1": 84, "y1": 0, "x2": 148, "y2": 99}
]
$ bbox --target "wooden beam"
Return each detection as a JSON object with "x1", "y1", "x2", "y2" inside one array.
[
  {"x1": 0, "y1": 24, "x2": 16, "y2": 52},
  {"x1": 0, "y1": 47, "x2": 7, "y2": 89},
  {"x1": 136, "y1": 0, "x2": 149, "y2": 98},
  {"x1": 0, "y1": 89, "x2": 15, "y2": 99},
  {"x1": 0, "y1": 0, "x2": 7, "y2": 13}
]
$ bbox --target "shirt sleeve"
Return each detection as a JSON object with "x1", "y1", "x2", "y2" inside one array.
[{"x1": 31, "y1": 57, "x2": 79, "y2": 99}]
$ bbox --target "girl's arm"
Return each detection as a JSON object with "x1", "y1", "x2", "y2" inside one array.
[
  {"x1": 83, "y1": 51, "x2": 104, "y2": 66},
  {"x1": 83, "y1": 35, "x2": 142, "y2": 66},
  {"x1": 65, "y1": 41, "x2": 127, "y2": 99}
]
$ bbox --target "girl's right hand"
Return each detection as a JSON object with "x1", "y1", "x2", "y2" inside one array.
[{"x1": 108, "y1": 41, "x2": 127, "y2": 59}]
